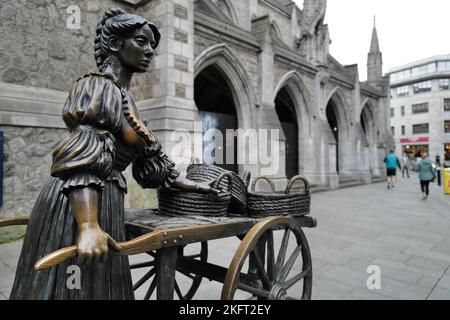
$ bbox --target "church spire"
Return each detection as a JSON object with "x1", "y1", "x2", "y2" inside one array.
[
  {"x1": 367, "y1": 16, "x2": 383, "y2": 84},
  {"x1": 370, "y1": 16, "x2": 380, "y2": 54}
]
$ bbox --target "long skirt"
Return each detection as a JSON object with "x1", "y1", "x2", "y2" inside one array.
[{"x1": 9, "y1": 177, "x2": 134, "y2": 300}]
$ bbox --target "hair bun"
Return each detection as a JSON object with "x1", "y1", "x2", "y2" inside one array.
[
  {"x1": 102, "y1": 7, "x2": 126, "y2": 23},
  {"x1": 94, "y1": 7, "x2": 126, "y2": 69}
]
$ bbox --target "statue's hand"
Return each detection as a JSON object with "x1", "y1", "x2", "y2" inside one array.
[
  {"x1": 195, "y1": 181, "x2": 221, "y2": 194},
  {"x1": 77, "y1": 224, "x2": 109, "y2": 265}
]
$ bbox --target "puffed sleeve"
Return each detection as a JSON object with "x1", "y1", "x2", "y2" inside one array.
[
  {"x1": 132, "y1": 142, "x2": 180, "y2": 189},
  {"x1": 51, "y1": 75, "x2": 123, "y2": 193}
]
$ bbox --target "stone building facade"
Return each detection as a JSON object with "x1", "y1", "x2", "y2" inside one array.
[{"x1": 0, "y1": 0, "x2": 393, "y2": 218}]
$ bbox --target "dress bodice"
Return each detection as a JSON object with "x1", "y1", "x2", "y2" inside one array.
[{"x1": 50, "y1": 72, "x2": 179, "y2": 194}]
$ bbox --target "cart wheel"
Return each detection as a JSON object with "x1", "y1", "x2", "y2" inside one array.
[
  {"x1": 221, "y1": 216, "x2": 312, "y2": 300},
  {"x1": 131, "y1": 241, "x2": 208, "y2": 300}
]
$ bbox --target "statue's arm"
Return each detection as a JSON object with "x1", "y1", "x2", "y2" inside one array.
[
  {"x1": 171, "y1": 176, "x2": 219, "y2": 194},
  {"x1": 69, "y1": 187, "x2": 109, "y2": 265}
]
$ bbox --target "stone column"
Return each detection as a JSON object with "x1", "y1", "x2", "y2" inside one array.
[
  {"x1": 137, "y1": 0, "x2": 198, "y2": 173},
  {"x1": 255, "y1": 21, "x2": 288, "y2": 190}
]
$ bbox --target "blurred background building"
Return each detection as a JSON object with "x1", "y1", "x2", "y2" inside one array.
[
  {"x1": 389, "y1": 54, "x2": 450, "y2": 166},
  {"x1": 0, "y1": 0, "x2": 393, "y2": 218}
]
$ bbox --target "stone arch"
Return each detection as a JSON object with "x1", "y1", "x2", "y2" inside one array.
[
  {"x1": 360, "y1": 98, "x2": 380, "y2": 176},
  {"x1": 215, "y1": 0, "x2": 239, "y2": 25},
  {"x1": 270, "y1": 19, "x2": 283, "y2": 39},
  {"x1": 325, "y1": 87, "x2": 352, "y2": 174},
  {"x1": 325, "y1": 87, "x2": 351, "y2": 135},
  {"x1": 274, "y1": 71, "x2": 312, "y2": 131},
  {"x1": 273, "y1": 71, "x2": 314, "y2": 176},
  {"x1": 194, "y1": 43, "x2": 255, "y2": 130},
  {"x1": 360, "y1": 98, "x2": 377, "y2": 146}
]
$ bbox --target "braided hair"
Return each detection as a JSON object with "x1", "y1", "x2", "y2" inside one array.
[{"x1": 94, "y1": 7, "x2": 161, "y2": 72}]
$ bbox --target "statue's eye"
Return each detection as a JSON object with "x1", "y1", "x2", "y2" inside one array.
[{"x1": 136, "y1": 37, "x2": 146, "y2": 45}]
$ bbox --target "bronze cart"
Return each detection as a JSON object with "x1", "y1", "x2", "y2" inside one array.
[{"x1": 1, "y1": 210, "x2": 316, "y2": 300}]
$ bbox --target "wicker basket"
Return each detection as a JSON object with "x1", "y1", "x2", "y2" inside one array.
[
  {"x1": 247, "y1": 175, "x2": 311, "y2": 218},
  {"x1": 158, "y1": 172, "x2": 233, "y2": 217},
  {"x1": 186, "y1": 164, "x2": 250, "y2": 215}
]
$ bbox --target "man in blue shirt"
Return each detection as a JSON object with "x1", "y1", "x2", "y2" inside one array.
[{"x1": 384, "y1": 149, "x2": 401, "y2": 189}]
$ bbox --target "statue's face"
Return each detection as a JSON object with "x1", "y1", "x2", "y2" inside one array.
[{"x1": 118, "y1": 24, "x2": 156, "y2": 73}]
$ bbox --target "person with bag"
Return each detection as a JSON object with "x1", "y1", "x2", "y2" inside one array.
[{"x1": 418, "y1": 152, "x2": 436, "y2": 200}]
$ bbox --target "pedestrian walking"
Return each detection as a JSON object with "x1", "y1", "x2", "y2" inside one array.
[
  {"x1": 435, "y1": 155, "x2": 442, "y2": 186},
  {"x1": 401, "y1": 153, "x2": 410, "y2": 178},
  {"x1": 417, "y1": 153, "x2": 436, "y2": 200},
  {"x1": 384, "y1": 149, "x2": 401, "y2": 190}
]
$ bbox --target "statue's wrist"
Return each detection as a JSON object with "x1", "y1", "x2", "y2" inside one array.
[{"x1": 79, "y1": 222, "x2": 101, "y2": 232}]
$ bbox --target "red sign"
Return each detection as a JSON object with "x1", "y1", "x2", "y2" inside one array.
[{"x1": 400, "y1": 137, "x2": 429, "y2": 143}]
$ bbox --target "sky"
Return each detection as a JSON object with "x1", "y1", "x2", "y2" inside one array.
[{"x1": 293, "y1": 0, "x2": 450, "y2": 81}]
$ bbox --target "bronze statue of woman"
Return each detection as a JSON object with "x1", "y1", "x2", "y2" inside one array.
[{"x1": 10, "y1": 8, "x2": 217, "y2": 300}]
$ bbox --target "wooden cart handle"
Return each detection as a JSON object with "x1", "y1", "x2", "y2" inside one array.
[
  {"x1": 0, "y1": 218, "x2": 29, "y2": 228},
  {"x1": 34, "y1": 234, "x2": 122, "y2": 271}
]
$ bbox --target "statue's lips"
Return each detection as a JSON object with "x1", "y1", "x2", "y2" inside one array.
[{"x1": 141, "y1": 60, "x2": 151, "y2": 66}]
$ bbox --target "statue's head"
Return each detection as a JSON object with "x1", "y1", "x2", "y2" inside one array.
[{"x1": 94, "y1": 8, "x2": 161, "y2": 73}]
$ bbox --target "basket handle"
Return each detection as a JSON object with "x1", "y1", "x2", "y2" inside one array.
[
  {"x1": 242, "y1": 171, "x2": 251, "y2": 187},
  {"x1": 212, "y1": 172, "x2": 233, "y2": 193},
  {"x1": 251, "y1": 176, "x2": 276, "y2": 192},
  {"x1": 285, "y1": 175, "x2": 310, "y2": 194}
]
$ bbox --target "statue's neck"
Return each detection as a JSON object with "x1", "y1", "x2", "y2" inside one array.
[{"x1": 103, "y1": 57, "x2": 134, "y2": 90}]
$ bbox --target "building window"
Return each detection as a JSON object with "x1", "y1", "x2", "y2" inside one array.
[
  {"x1": 391, "y1": 126, "x2": 395, "y2": 136},
  {"x1": 444, "y1": 98, "x2": 450, "y2": 111},
  {"x1": 390, "y1": 89, "x2": 395, "y2": 98},
  {"x1": 390, "y1": 108, "x2": 394, "y2": 117},
  {"x1": 439, "y1": 79, "x2": 450, "y2": 90},
  {"x1": 445, "y1": 144, "x2": 450, "y2": 161},
  {"x1": 401, "y1": 106, "x2": 405, "y2": 116},
  {"x1": 413, "y1": 80, "x2": 432, "y2": 94},
  {"x1": 438, "y1": 61, "x2": 450, "y2": 72},
  {"x1": 412, "y1": 123, "x2": 429, "y2": 134},
  {"x1": 412, "y1": 102, "x2": 429, "y2": 114},
  {"x1": 401, "y1": 125, "x2": 406, "y2": 135},
  {"x1": 396, "y1": 86, "x2": 409, "y2": 97},
  {"x1": 445, "y1": 121, "x2": 450, "y2": 133}
]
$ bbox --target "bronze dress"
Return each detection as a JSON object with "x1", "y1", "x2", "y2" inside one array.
[{"x1": 10, "y1": 73, "x2": 179, "y2": 300}]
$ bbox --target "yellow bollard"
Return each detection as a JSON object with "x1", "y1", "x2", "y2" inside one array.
[{"x1": 444, "y1": 168, "x2": 450, "y2": 195}]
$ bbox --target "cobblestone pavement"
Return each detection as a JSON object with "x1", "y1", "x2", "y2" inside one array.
[{"x1": 1, "y1": 173, "x2": 449, "y2": 300}]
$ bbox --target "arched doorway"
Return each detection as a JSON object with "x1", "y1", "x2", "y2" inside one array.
[
  {"x1": 360, "y1": 102, "x2": 378, "y2": 175},
  {"x1": 326, "y1": 99, "x2": 340, "y2": 173},
  {"x1": 360, "y1": 103, "x2": 375, "y2": 145},
  {"x1": 275, "y1": 87, "x2": 299, "y2": 179},
  {"x1": 194, "y1": 65, "x2": 238, "y2": 172}
]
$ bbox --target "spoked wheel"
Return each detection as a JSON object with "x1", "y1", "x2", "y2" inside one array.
[
  {"x1": 131, "y1": 241, "x2": 208, "y2": 300},
  {"x1": 221, "y1": 216, "x2": 312, "y2": 300}
]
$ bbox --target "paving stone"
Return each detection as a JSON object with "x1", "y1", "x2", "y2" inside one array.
[
  {"x1": 342, "y1": 243, "x2": 412, "y2": 263},
  {"x1": 319, "y1": 265, "x2": 368, "y2": 289},
  {"x1": 0, "y1": 274, "x2": 14, "y2": 290},
  {"x1": 417, "y1": 276, "x2": 439, "y2": 289},
  {"x1": 404, "y1": 247, "x2": 450, "y2": 264},
  {"x1": 435, "y1": 274, "x2": 450, "y2": 290},
  {"x1": 312, "y1": 278, "x2": 353, "y2": 300},
  {"x1": 310, "y1": 247, "x2": 353, "y2": 266},
  {"x1": 0, "y1": 287, "x2": 11, "y2": 299},
  {"x1": 0, "y1": 262, "x2": 14, "y2": 278},
  {"x1": 405, "y1": 265, "x2": 443, "y2": 279},
  {"x1": 375, "y1": 278, "x2": 430, "y2": 300},
  {"x1": 406, "y1": 255, "x2": 449, "y2": 273},
  {"x1": 427, "y1": 287, "x2": 450, "y2": 300},
  {"x1": 346, "y1": 288, "x2": 396, "y2": 300}
]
